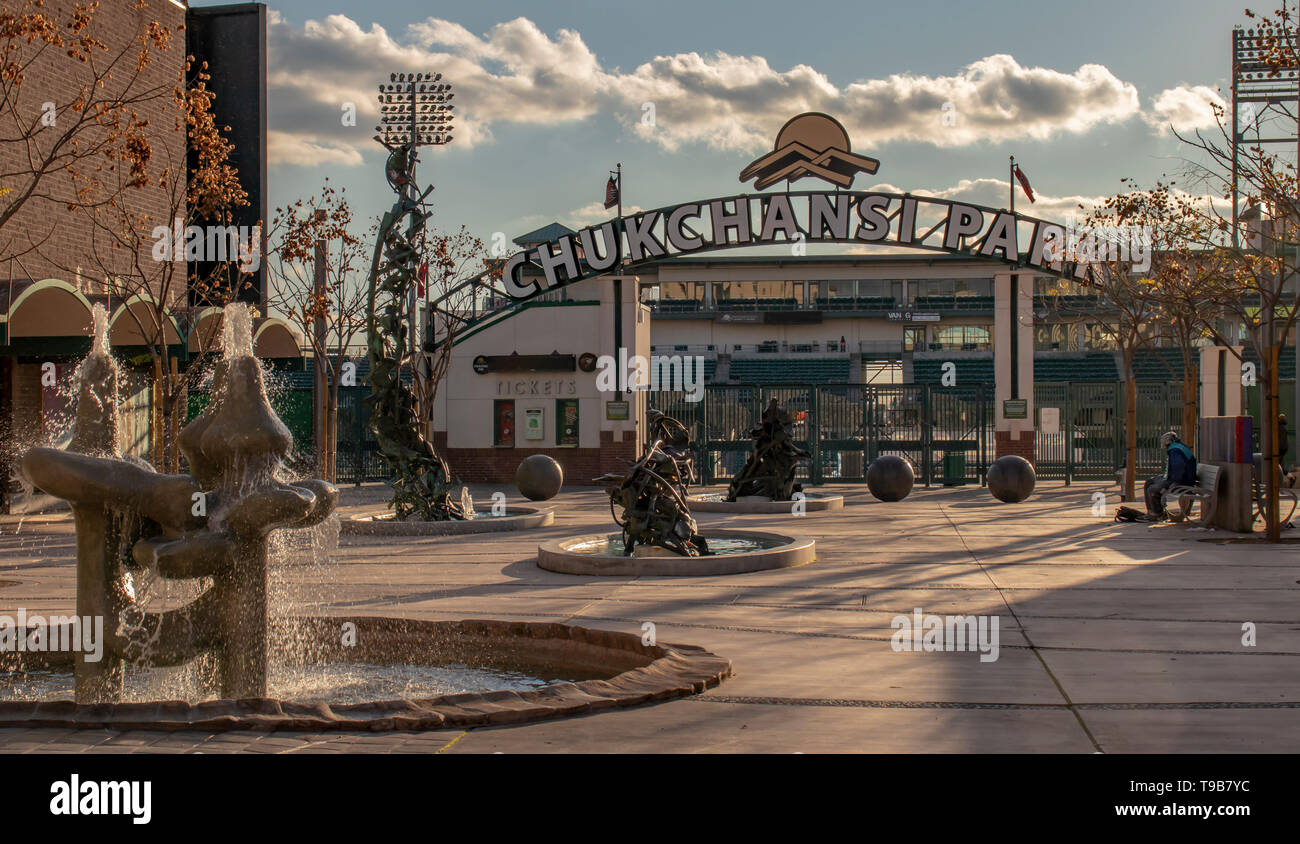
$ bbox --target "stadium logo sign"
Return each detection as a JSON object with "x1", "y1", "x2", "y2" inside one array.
[
  {"x1": 502, "y1": 115, "x2": 1090, "y2": 301},
  {"x1": 739, "y1": 112, "x2": 880, "y2": 190}
]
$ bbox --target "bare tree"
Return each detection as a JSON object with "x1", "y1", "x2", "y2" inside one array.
[
  {"x1": 0, "y1": 0, "x2": 178, "y2": 270},
  {"x1": 1096, "y1": 181, "x2": 1220, "y2": 449},
  {"x1": 1038, "y1": 220, "x2": 1159, "y2": 501},
  {"x1": 58, "y1": 58, "x2": 252, "y2": 472},
  {"x1": 266, "y1": 180, "x2": 366, "y2": 483},
  {"x1": 415, "y1": 226, "x2": 498, "y2": 427},
  {"x1": 1145, "y1": 3, "x2": 1300, "y2": 540}
]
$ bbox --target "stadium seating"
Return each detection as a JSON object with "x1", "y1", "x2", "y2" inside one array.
[
  {"x1": 1244, "y1": 345, "x2": 1297, "y2": 380},
  {"x1": 729, "y1": 357, "x2": 850, "y2": 383},
  {"x1": 910, "y1": 352, "x2": 1120, "y2": 384}
]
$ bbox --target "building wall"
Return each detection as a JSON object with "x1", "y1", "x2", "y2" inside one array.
[
  {"x1": 0, "y1": 0, "x2": 187, "y2": 289},
  {"x1": 433, "y1": 274, "x2": 648, "y2": 484},
  {"x1": 649, "y1": 317, "x2": 908, "y2": 351}
]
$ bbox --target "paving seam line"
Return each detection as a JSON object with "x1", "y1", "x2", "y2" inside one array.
[{"x1": 936, "y1": 502, "x2": 1105, "y2": 753}]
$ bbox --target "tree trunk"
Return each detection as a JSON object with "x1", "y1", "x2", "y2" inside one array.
[
  {"x1": 1123, "y1": 347, "x2": 1137, "y2": 502},
  {"x1": 1182, "y1": 362, "x2": 1198, "y2": 450},
  {"x1": 152, "y1": 357, "x2": 163, "y2": 468},
  {"x1": 169, "y1": 356, "x2": 181, "y2": 473},
  {"x1": 326, "y1": 380, "x2": 339, "y2": 484},
  {"x1": 1263, "y1": 342, "x2": 1280, "y2": 542}
]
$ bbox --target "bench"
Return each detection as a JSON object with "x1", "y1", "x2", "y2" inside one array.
[{"x1": 1160, "y1": 463, "x2": 1220, "y2": 527}]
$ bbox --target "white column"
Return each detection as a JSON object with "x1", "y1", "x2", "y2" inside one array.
[{"x1": 994, "y1": 271, "x2": 1035, "y2": 450}]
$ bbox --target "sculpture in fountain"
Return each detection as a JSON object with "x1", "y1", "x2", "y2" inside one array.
[
  {"x1": 18, "y1": 304, "x2": 338, "y2": 703},
  {"x1": 726, "y1": 398, "x2": 811, "y2": 502},
  {"x1": 595, "y1": 410, "x2": 710, "y2": 557}
]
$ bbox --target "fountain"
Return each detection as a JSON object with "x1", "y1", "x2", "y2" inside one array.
[
  {"x1": 687, "y1": 399, "x2": 843, "y2": 513},
  {"x1": 538, "y1": 410, "x2": 817, "y2": 576},
  {"x1": 0, "y1": 304, "x2": 729, "y2": 730},
  {"x1": 19, "y1": 303, "x2": 338, "y2": 702}
]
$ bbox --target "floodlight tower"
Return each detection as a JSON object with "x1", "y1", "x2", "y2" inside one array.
[
  {"x1": 1230, "y1": 26, "x2": 1299, "y2": 246},
  {"x1": 365, "y1": 72, "x2": 468, "y2": 520},
  {"x1": 1231, "y1": 23, "x2": 1300, "y2": 538},
  {"x1": 374, "y1": 72, "x2": 455, "y2": 198}
]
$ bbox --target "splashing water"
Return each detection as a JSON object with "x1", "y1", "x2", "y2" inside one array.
[
  {"x1": 90, "y1": 303, "x2": 110, "y2": 358},
  {"x1": 221, "y1": 302, "x2": 254, "y2": 360}
]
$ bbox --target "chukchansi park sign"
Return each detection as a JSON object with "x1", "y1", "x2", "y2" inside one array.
[
  {"x1": 502, "y1": 112, "x2": 1104, "y2": 300},
  {"x1": 503, "y1": 190, "x2": 1079, "y2": 300}
]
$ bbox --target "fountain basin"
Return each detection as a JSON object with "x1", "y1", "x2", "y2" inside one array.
[
  {"x1": 0, "y1": 616, "x2": 730, "y2": 731},
  {"x1": 340, "y1": 507, "x2": 553, "y2": 536},
  {"x1": 538, "y1": 531, "x2": 815, "y2": 576},
  {"x1": 686, "y1": 491, "x2": 844, "y2": 513}
]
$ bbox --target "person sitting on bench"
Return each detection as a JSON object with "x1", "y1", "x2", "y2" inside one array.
[{"x1": 1144, "y1": 431, "x2": 1197, "y2": 521}]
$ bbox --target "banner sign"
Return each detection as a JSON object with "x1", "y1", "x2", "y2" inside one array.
[{"x1": 503, "y1": 191, "x2": 1077, "y2": 300}]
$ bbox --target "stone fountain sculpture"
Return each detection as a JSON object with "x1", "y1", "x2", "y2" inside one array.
[
  {"x1": 19, "y1": 304, "x2": 338, "y2": 703},
  {"x1": 726, "y1": 398, "x2": 811, "y2": 502},
  {"x1": 595, "y1": 410, "x2": 710, "y2": 557}
]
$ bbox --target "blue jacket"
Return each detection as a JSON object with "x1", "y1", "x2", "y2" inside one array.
[{"x1": 1167, "y1": 442, "x2": 1197, "y2": 486}]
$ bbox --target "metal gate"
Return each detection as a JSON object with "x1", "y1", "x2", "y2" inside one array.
[
  {"x1": 1033, "y1": 382, "x2": 1185, "y2": 482},
  {"x1": 336, "y1": 386, "x2": 390, "y2": 484},
  {"x1": 282, "y1": 378, "x2": 1195, "y2": 487},
  {"x1": 658, "y1": 381, "x2": 1184, "y2": 487},
  {"x1": 656, "y1": 383, "x2": 993, "y2": 486}
]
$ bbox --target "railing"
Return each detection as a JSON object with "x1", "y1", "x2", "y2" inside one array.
[
  {"x1": 917, "y1": 341, "x2": 994, "y2": 353},
  {"x1": 649, "y1": 344, "x2": 716, "y2": 354},
  {"x1": 644, "y1": 295, "x2": 1006, "y2": 315},
  {"x1": 729, "y1": 342, "x2": 850, "y2": 356}
]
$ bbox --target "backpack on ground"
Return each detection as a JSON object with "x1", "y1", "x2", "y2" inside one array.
[{"x1": 1114, "y1": 505, "x2": 1146, "y2": 523}]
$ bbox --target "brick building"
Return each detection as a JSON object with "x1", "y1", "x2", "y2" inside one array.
[{"x1": 0, "y1": 1, "x2": 273, "y2": 511}]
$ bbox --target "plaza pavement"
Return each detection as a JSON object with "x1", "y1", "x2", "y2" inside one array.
[{"x1": 0, "y1": 480, "x2": 1296, "y2": 754}]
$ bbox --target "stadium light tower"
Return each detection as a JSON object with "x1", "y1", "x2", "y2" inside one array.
[
  {"x1": 364, "y1": 72, "x2": 469, "y2": 521},
  {"x1": 374, "y1": 72, "x2": 455, "y2": 192}
]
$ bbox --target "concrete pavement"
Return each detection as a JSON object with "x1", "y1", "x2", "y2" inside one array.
[{"x1": 1, "y1": 481, "x2": 1296, "y2": 753}]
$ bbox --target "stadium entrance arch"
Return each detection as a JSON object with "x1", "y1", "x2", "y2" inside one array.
[{"x1": 437, "y1": 114, "x2": 1131, "y2": 478}]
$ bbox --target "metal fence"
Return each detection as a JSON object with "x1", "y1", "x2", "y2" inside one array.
[
  {"x1": 188, "y1": 381, "x2": 388, "y2": 485},
  {"x1": 654, "y1": 383, "x2": 993, "y2": 486},
  {"x1": 189, "y1": 377, "x2": 1270, "y2": 487},
  {"x1": 655, "y1": 381, "x2": 1200, "y2": 486}
]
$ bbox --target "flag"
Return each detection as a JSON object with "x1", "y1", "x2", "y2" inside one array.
[
  {"x1": 417, "y1": 261, "x2": 428, "y2": 298},
  {"x1": 1014, "y1": 164, "x2": 1035, "y2": 203},
  {"x1": 604, "y1": 175, "x2": 619, "y2": 209}
]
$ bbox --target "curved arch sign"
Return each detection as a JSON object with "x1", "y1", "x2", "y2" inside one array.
[
  {"x1": 503, "y1": 190, "x2": 1081, "y2": 299},
  {"x1": 503, "y1": 113, "x2": 1086, "y2": 301}
]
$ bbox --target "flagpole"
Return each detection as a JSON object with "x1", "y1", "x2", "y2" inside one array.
[
  {"x1": 616, "y1": 162, "x2": 623, "y2": 272},
  {"x1": 1009, "y1": 155, "x2": 1015, "y2": 216},
  {"x1": 611, "y1": 162, "x2": 626, "y2": 394}
]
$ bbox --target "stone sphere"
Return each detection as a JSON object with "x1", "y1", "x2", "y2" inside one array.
[
  {"x1": 987, "y1": 455, "x2": 1036, "y2": 503},
  {"x1": 515, "y1": 454, "x2": 564, "y2": 501},
  {"x1": 867, "y1": 454, "x2": 915, "y2": 501}
]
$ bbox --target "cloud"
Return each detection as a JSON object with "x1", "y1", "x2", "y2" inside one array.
[
  {"x1": 563, "y1": 201, "x2": 644, "y2": 227},
  {"x1": 268, "y1": 131, "x2": 365, "y2": 168},
  {"x1": 266, "y1": 14, "x2": 1151, "y2": 165},
  {"x1": 1147, "y1": 85, "x2": 1226, "y2": 133},
  {"x1": 867, "y1": 177, "x2": 1104, "y2": 225}
]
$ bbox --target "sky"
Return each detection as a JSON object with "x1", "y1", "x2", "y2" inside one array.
[{"x1": 190, "y1": 0, "x2": 1257, "y2": 254}]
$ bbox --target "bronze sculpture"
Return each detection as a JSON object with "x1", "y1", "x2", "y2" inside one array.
[
  {"x1": 595, "y1": 410, "x2": 710, "y2": 557},
  {"x1": 726, "y1": 398, "x2": 811, "y2": 501}
]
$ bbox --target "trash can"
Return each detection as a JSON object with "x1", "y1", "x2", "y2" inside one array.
[{"x1": 942, "y1": 452, "x2": 967, "y2": 486}]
